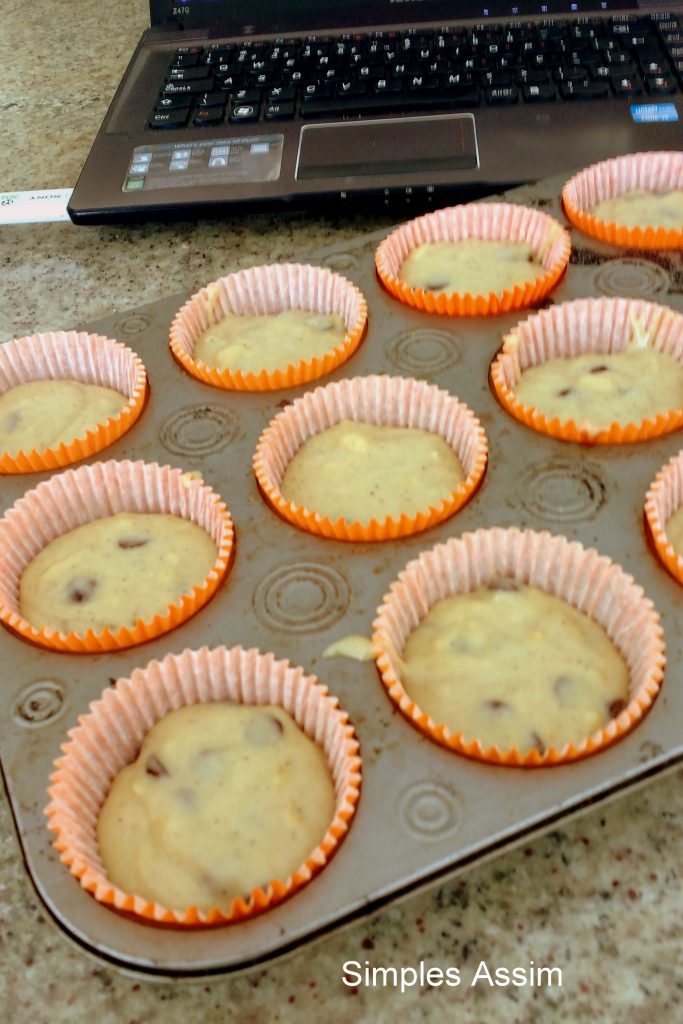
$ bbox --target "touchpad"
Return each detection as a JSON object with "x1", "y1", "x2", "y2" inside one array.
[{"x1": 296, "y1": 113, "x2": 478, "y2": 180}]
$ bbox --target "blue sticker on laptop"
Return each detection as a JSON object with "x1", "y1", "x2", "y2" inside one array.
[{"x1": 630, "y1": 104, "x2": 679, "y2": 124}]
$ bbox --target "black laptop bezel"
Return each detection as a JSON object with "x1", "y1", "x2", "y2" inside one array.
[{"x1": 151, "y1": 0, "x2": 641, "y2": 35}]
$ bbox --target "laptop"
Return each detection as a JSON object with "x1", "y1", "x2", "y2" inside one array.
[{"x1": 67, "y1": 0, "x2": 683, "y2": 224}]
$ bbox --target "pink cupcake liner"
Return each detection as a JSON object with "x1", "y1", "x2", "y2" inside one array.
[
  {"x1": 169, "y1": 263, "x2": 368, "y2": 391},
  {"x1": 562, "y1": 151, "x2": 683, "y2": 249},
  {"x1": 253, "y1": 374, "x2": 488, "y2": 541},
  {"x1": 0, "y1": 331, "x2": 148, "y2": 473},
  {"x1": 373, "y1": 527, "x2": 665, "y2": 766},
  {"x1": 0, "y1": 459, "x2": 234, "y2": 652},
  {"x1": 45, "y1": 645, "x2": 362, "y2": 926},
  {"x1": 491, "y1": 296, "x2": 683, "y2": 444},
  {"x1": 645, "y1": 449, "x2": 683, "y2": 587},
  {"x1": 374, "y1": 202, "x2": 571, "y2": 315}
]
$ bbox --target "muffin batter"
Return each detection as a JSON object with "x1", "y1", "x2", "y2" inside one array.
[
  {"x1": 20, "y1": 511, "x2": 217, "y2": 635},
  {"x1": 591, "y1": 189, "x2": 683, "y2": 230},
  {"x1": 97, "y1": 702, "x2": 336, "y2": 911},
  {"x1": 398, "y1": 239, "x2": 543, "y2": 296},
  {"x1": 0, "y1": 379, "x2": 126, "y2": 457},
  {"x1": 665, "y1": 506, "x2": 683, "y2": 558},
  {"x1": 513, "y1": 344, "x2": 683, "y2": 430},
  {"x1": 279, "y1": 419, "x2": 465, "y2": 524},
  {"x1": 400, "y1": 581, "x2": 629, "y2": 753},
  {"x1": 194, "y1": 308, "x2": 346, "y2": 373}
]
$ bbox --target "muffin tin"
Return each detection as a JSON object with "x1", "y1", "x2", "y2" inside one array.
[{"x1": 2, "y1": 169, "x2": 683, "y2": 978}]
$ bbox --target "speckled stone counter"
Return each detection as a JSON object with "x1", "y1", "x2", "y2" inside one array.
[{"x1": 1, "y1": 3, "x2": 683, "y2": 1021}]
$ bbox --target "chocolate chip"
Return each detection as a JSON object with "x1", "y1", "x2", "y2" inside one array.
[
  {"x1": 485, "y1": 699, "x2": 511, "y2": 712},
  {"x1": 5, "y1": 411, "x2": 21, "y2": 432},
  {"x1": 608, "y1": 698, "x2": 627, "y2": 719},
  {"x1": 558, "y1": 387, "x2": 572, "y2": 397},
  {"x1": 530, "y1": 731, "x2": 546, "y2": 754},
  {"x1": 145, "y1": 754, "x2": 168, "y2": 777},
  {"x1": 66, "y1": 576, "x2": 97, "y2": 603},
  {"x1": 425, "y1": 281, "x2": 449, "y2": 292},
  {"x1": 243, "y1": 713, "x2": 284, "y2": 746},
  {"x1": 487, "y1": 575, "x2": 521, "y2": 592},
  {"x1": 117, "y1": 536, "x2": 149, "y2": 549},
  {"x1": 589, "y1": 364, "x2": 609, "y2": 374}
]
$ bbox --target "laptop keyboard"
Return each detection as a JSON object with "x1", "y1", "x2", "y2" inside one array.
[{"x1": 150, "y1": 14, "x2": 683, "y2": 129}]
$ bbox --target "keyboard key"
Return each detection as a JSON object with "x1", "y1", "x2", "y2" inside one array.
[
  {"x1": 522, "y1": 83, "x2": 557, "y2": 101},
  {"x1": 265, "y1": 100, "x2": 296, "y2": 119},
  {"x1": 646, "y1": 73, "x2": 678, "y2": 94},
  {"x1": 611, "y1": 75, "x2": 643, "y2": 97},
  {"x1": 156, "y1": 95, "x2": 193, "y2": 110},
  {"x1": 195, "y1": 92, "x2": 227, "y2": 107},
  {"x1": 193, "y1": 107, "x2": 224, "y2": 126},
  {"x1": 486, "y1": 86, "x2": 518, "y2": 104},
  {"x1": 268, "y1": 85, "x2": 296, "y2": 101},
  {"x1": 233, "y1": 88, "x2": 262, "y2": 103},
  {"x1": 171, "y1": 52, "x2": 200, "y2": 69},
  {"x1": 229, "y1": 102, "x2": 260, "y2": 121},
  {"x1": 168, "y1": 66, "x2": 214, "y2": 82},
  {"x1": 163, "y1": 79, "x2": 214, "y2": 96},
  {"x1": 149, "y1": 109, "x2": 189, "y2": 129},
  {"x1": 560, "y1": 80, "x2": 610, "y2": 99}
]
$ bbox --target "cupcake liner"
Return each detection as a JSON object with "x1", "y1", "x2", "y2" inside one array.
[
  {"x1": 374, "y1": 202, "x2": 571, "y2": 316},
  {"x1": 0, "y1": 459, "x2": 234, "y2": 652},
  {"x1": 562, "y1": 151, "x2": 683, "y2": 250},
  {"x1": 490, "y1": 296, "x2": 683, "y2": 444},
  {"x1": 253, "y1": 374, "x2": 488, "y2": 542},
  {"x1": 45, "y1": 645, "x2": 362, "y2": 926},
  {"x1": 169, "y1": 263, "x2": 368, "y2": 391},
  {"x1": 644, "y1": 450, "x2": 683, "y2": 587},
  {"x1": 0, "y1": 331, "x2": 148, "y2": 474},
  {"x1": 373, "y1": 527, "x2": 664, "y2": 767}
]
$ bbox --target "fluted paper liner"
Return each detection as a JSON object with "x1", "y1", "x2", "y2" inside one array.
[
  {"x1": 0, "y1": 331, "x2": 148, "y2": 474},
  {"x1": 45, "y1": 645, "x2": 362, "y2": 926},
  {"x1": 0, "y1": 459, "x2": 234, "y2": 652},
  {"x1": 373, "y1": 528, "x2": 664, "y2": 767},
  {"x1": 169, "y1": 263, "x2": 368, "y2": 391},
  {"x1": 374, "y1": 202, "x2": 571, "y2": 316},
  {"x1": 645, "y1": 450, "x2": 683, "y2": 587},
  {"x1": 253, "y1": 374, "x2": 488, "y2": 542},
  {"x1": 562, "y1": 151, "x2": 683, "y2": 250},
  {"x1": 491, "y1": 296, "x2": 683, "y2": 444}
]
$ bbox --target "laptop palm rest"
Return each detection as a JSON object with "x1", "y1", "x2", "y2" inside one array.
[{"x1": 296, "y1": 113, "x2": 478, "y2": 180}]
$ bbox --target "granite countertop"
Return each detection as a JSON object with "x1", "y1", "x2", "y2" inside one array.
[{"x1": 2, "y1": 3, "x2": 683, "y2": 1021}]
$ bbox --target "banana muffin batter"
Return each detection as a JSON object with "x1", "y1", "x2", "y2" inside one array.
[
  {"x1": 665, "y1": 506, "x2": 683, "y2": 558},
  {"x1": 400, "y1": 581, "x2": 629, "y2": 754},
  {"x1": 0, "y1": 379, "x2": 127, "y2": 456},
  {"x1": 97, "y1": 702, "x2": 336, "y2": 911},
  {"x1": 513, "y1": 330, "x2": 683, "y2": 430},
  {"x1": 20, "y1": 511, "x2": 217, "y2": 635},
  {"x1": 398, "y1": 239, "x2": 543, "y2": 296},
  {"x1": 194, "y1": 308, "x2": 346, "y2": 373},
  {"x1": 279, "y1": 419, "x2": 465, "y2": 524},
  {"x1": 591, "y1": 189, "x2": 683, "y2": 230}
]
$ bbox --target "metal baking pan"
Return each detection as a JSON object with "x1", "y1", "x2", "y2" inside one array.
[{"x1": 2, "y1": 171, "x2": 683, "y2": 978}]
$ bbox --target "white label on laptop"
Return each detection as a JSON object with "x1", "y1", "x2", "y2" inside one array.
[
  {"x1": 123, "y1": 137, "x2": 284, "y2": 192},
  {"x1": 0, "y1": 188, "x2": 73, "y2": 224}
]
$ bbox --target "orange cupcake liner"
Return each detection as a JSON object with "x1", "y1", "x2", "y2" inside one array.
[
  {"x1": 0, "y1": 331, "x2": 148, "y2": 474},
  {"x1": 169, "y1": 263, "x2": 368, "y2": 391},
  {"x1": 372, "y1": 527, "x2": 665, "y2": 767},
  {"x1": 374, "y1": 202, "x2": 571, "y2": 316},
  {"x1": 562, "y1": 151, "x2": 683, "y2": 250},
  {"x1": 0, "y1": 459, "x2": 234, "y2": 653},
  {"x1": 644, "y1": 450, "x2": 683, "y2": 587},
  {"x1": 253, "y1": 374, "x2": 488, "y2": 542},
  {"x1": 491, "y1": 296, "x2": 683, "y2": 444},
  {"x1": 45, "y1": 644, "x2": 362, "y2": 927}
]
